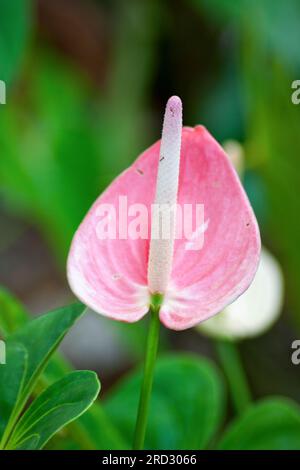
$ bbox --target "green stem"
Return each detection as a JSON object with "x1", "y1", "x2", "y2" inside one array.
[
  {"x1": 214, "y1": 339, "x2": 251, "y2": 415},
  {"x1": 133, "y1": 298, "x2": 161, "y2": 450}
]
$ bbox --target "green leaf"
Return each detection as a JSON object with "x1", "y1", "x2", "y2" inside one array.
[
  {"x1": 0, "y1": 286, "x2": 73, "y2": 387},
  {"x1": 9, "y1": 303, "x2": 85, "y2": 401},
  {"x1": 0, "y1": 287, "x2": 77, "y2": 386},
  {"x1": 0, "y1": 342, "x2": 27, "y2": 444},
  {"x1": 0, "y1": 292, "x2": 123, "y2": 450},
  {"x1": 14, "y1": 434, "x2": 39, "y2": 450},
  {"x1": 218, "y1": 398, "x2": 300, "y2": 450},
  {"x1": 0, "y1": 0, "x2": 32, "y2": 83},
  {"x1": 8, "y1": 371, "x2": 100, "y2": 450},
  {"x1": 104, "y1": 354, "x2": 225, "y2": 450},
  {"x1": 0, "y1": 303, "x2": 86, "y2": 447},
  {"x1": 0, "y1": 286, "x2": 29, "y2": 337}
]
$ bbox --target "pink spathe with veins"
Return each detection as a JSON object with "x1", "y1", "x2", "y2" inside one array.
[{"x1": 67, "y1": 96, "x2": 261, "y2": 330}]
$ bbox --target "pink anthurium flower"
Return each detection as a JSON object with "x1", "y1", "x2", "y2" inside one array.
[{"x1": 67, "y1": 96, "x2": 260, "y2": 331}]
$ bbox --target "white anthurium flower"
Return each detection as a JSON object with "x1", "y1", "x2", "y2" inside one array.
[
  {"x1": 198, "y1": 247, "x2": 284, "y2": 340},
  {"x1": 199, "y1": 140, "x2": 284, "y2": 340}
]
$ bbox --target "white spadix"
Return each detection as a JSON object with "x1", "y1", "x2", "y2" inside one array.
[{"x1": 147, "y1": 96, "x2": 182, "y2": 294}]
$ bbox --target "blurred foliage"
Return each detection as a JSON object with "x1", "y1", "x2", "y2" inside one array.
[
  {"x1": 2, "y1": 289, "x2": 300, "y2": 450},
  {"x1": 194, "y1": 0, "x2": 300, "y2": 70},
  {"x1": 98, "y1": 0, "x2": 161, "y2": 174},
  {"x1": 0, "y1": 286, "x2": 28, "y2": 335},
  {"x1": 0, "y1": 0, "x2": 161, "y2": 262},
  {"x1": 0, "y1": 0, "x2": 32, "y2": 84},
  {"x1": 218, "y1": 398, "x2": 300, "y2": 450},
  {"x1": 190, "y1": 0, "x2": 300, "y2": 326},
  {"x1": 104, "y1": 354, "x2": 225, "y2": 449},
  {"x1": 0, "y1": 53, "x2": 101, "y2": 260},
  {"x1": 243, "y1": 44, "x2": 300, "y2": 327}
]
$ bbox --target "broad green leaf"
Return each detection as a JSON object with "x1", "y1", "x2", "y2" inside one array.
[
  {"x1": 218, "y1": 398, "x2": 300, "y2": 450},
  {"x1": 0, "y1": 290, "x2": 123, "y2": 450},
  {"x1": 0, "y1": 342, "x2": 27, "y2": 445},
  {"x1": 1, "y1": 304, "x2": 85, "y2": 447},
  {"x1": 104, "y1": 354, "x2": 225, "y2": 450},
  {"x1": 14, "y1": 434, "x2": 39, "y2": 450},
  {"x1": 9, "y1": 303, "x2": 85, "y2": 401},
  {"x1": 8, "y1": 371, "x2": 100, "y2": 450},
  {"x1": 0, "y1": 291, "x2": 123, "y2": 450},
  {"x1": 0, "y1": 286, "x2": 28, "y2": 337},
  {"x1": 0, "y1": 0, "x2": 32, "y2": 83},
  {"x1": 0, "y1": 286, "x2": 73, "y2": 386}
]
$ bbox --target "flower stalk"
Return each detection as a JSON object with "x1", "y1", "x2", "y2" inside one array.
[
  {"x1": 133, "y1": 294, "x2": 163, "y2": 450},
  {"x1": 214, "y1": 339, "x2": 251, "y2": 415}
]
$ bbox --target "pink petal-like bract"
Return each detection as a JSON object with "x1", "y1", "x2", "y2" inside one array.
[{"x1": 67, "y1": 97, "x2": 260, "y2": 330}]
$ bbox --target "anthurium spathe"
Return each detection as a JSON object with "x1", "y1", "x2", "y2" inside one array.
[{"x1": 67, "y1": 96, "x2": 260, "y2": 331}]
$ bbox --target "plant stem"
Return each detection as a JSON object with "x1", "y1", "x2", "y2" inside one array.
[
  {"x1": 214, "y1": 339, "x2": 251, "y2": 415},
  {"x1": 133, "y1": 301, "x2": 161, "y2": 450}
]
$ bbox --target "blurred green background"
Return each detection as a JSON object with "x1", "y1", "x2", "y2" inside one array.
[{"x1": 1, "y1": 0, "x2": 300, "y2": 412}]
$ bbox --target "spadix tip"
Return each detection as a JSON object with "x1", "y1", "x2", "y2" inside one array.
[{"x1": 166, "y1": 95, "x2": 182, "y2": 118}]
